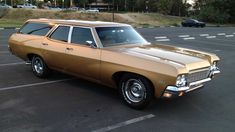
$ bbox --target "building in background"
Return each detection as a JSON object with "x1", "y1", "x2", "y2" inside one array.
[{"x1": 88, "y1": 0, "x2": 111, "y2": 11}]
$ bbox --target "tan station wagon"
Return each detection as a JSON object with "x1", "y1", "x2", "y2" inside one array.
[{"x1": 8, "y1": 19, "x2": 220, "y2": 109}]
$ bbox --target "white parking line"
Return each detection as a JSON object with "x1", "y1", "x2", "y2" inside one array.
[
  {"x1": 155, "y1": 36, "x2": 167, "y2": 39},
  {"x1": 92, "y1": 114, "x2": 155, "y2": 132},
  {"x1": 156, "y1": 39, "x2": 170, "y2": 42},
  {"x1": 0, "y1": 62, "x2": 25, "y2": 67},
  {"x1": 217, "y1": 33, "x2": 226, "y2": 35},
  {"x1": 206, "y1": 36, "x2": 216, "y2": 39},
  {"x1": 179, "y1": 35, "x2": 190, "y2": 38},
  {"x1": 183, "y1": 37, "x2": 195, "y2": 40},
  {"x1": 0, "y1": 78, "x2": 72, "y2": 91},
  {"x1": 200, "y1": 34, "x2": 209, "y2": 37},
  {"x1": 225, "y1": 35, "x2": 234, "y2": 37}
]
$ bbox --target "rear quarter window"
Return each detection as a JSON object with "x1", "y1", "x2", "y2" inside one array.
[{"x1": 19, "y1": 22, "x2": 52, "y2": 36}]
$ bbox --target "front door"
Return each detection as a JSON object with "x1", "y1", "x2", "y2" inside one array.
[{"x1": 65, "y1": 26, "x2": 101, "y2": 81}]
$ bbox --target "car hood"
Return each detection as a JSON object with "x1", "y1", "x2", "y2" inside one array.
[{"x1": 106, "y1": 44, "x2": 219, "y2": 71}]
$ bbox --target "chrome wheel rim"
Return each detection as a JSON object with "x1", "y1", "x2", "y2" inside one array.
[
  {"x1": 124, "y1": 79, "x2": 146, "y2": 103},
  {"x1": 33, "y1": 58, "x2": 43, "y2": 74}
]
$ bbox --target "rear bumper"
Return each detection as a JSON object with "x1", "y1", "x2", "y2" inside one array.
[{"x1": 162, "y1": 70, "x2": 220, "y2": 98}]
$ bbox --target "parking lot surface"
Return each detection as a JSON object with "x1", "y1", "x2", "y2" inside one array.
[{"x1": 0, "y1": 27, "x2": 235, "y2": 132}]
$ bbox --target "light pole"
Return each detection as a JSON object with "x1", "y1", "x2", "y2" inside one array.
[
  {"x1": 145, "y1": 0, "x2": 149, "y2": 13},
  {"x1": 70, "y1": 0, "x2": 73, "y2": 7},
  {"x1": 62, "y1": 0, "x2": 64, "y2": 8}
]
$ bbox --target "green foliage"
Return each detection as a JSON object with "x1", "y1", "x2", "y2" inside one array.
[
  {"x1": 157, "y1": 0, "x2": 174, "y2": 15},
  {"x1": 194, "y1": 0, "x2": 234, "y2": 23}
]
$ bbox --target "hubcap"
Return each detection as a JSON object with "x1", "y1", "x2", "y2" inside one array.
[
  {"x1": 124, "y1": 79, "x2": 146, "y2": 103},
  {"x1": 33, "y1": 58, "x2": 43, "y2": 74}
]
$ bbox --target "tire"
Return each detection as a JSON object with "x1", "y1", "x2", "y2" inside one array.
[
  {"x1": 119, "y1": 74, "x2": 154, "y2": 109},
  {"x1": 31, "y1": 56, "x2": 50, "y2": 78}
]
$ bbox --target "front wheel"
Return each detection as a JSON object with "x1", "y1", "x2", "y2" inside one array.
[
  {"x1": 31, "y1": 56, "x2": 50, "y2": 78},
  {"x1": 119, "y1": 74, "x2": 154, "y2": 109}
]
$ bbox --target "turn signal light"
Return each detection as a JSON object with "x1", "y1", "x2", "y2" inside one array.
[{"x1": 163, "y1": 93, "x2": 172, "y2": 98}]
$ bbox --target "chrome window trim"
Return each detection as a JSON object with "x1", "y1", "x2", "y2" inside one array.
[
  {"x1": 46, "y1": 24, "x2": 59, "y2": 37},
  {"x1": 94, "y1": 25, "x2": 149, "y2": 48},
  {"x1": 68, "y1": 26, "x2": 73, "y2": 43},
  {"x1": 69, "y1": 25, "x2": 100, "y2": 48}
]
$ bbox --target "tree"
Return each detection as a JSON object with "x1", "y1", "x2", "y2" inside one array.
[
  {"x1": 194, "y1": 0, "x2": 235, "y2": 23},
  {"x1": 157, "y1": 0, "x2": 174, "y2": 15}
]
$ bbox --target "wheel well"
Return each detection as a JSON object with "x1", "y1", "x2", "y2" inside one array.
[
  {"x1": 112, "y1": 71, "x2": 155, "y2": 92},
  {"x1": 27, "y1": 53, "x2": 38, "y2": 61}
]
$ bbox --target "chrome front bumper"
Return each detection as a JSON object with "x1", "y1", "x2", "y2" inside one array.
[{"x1": 162, "y1": 70, "x2": 220, "y2": 98}]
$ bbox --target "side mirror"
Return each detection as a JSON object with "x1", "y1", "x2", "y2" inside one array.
[{"x1": 86, "y1": 40, "x2": 96, "y2": 48}]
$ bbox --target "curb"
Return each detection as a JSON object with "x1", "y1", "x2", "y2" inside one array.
[
  {"x1": 134, "y1": 25, "x2": 178, "y2": 29},
  {"x1": 134, "y1": 25, "x2": 233, "y2": 29}
]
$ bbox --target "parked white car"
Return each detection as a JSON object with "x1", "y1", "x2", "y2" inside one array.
[
  {"x1": 86, "y1": 8, "x2": 99, "y2": 13},
  {"x1": 0, "y1": 4, "x2": 12, "y2": 8},
  {"x1": 17, "y1": 4, "x2": 37, "y2": 9},
  {"x1": 49, "y1": 7, "x2": 62, "y2": 11}
]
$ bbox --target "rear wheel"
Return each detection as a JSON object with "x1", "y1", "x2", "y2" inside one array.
[
  {"x1": 119, "y1": 74, "x2": 153, "y2": 109},
  {"x1": 31, "y1": 56, "x2": 50, "y2": 78}
]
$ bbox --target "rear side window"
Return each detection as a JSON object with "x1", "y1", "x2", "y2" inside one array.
[
  {"x1": 71, "y1": 27, "x2": 95, "y2": 45},
  {"x1": 50, "y1": 26, "x2": 70, "y2": 42},
  {"x1": 19, "y1": 22, "x2": 52, "y2": 36}
]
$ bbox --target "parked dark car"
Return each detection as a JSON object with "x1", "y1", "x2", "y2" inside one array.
[{"x1": 181, "y1": 19, "x2": 206, "y2": 27}]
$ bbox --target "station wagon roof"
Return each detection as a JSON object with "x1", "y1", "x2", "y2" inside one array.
[{"x1": 27, "y1": 19, "x2": 130, "y2": 27}]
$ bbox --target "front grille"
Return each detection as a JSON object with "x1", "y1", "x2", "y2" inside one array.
[{"x1": 187, "y1": 68, "x2": 210, "y2": 83}]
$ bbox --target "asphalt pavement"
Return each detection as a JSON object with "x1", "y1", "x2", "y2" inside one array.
[{"x1": 0, "y1": 27, "x2": 235, "y2": 132}]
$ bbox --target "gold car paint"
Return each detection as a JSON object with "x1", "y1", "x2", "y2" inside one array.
[
  {"x1": 65, "y1": 43, "x2": 102, "y2": 81},
  {"x1": 41, "y1": 37, "x2": 69, "y2": 70},
  {"x1": 8, "y1": 19, "x2": 220, "y2": 98},
  {"x1": 153, "y1": 44, "x2": 219, "y2": 64},
  {"x1": 100, "y1": 51, "x2": 177, "y2": 97},
  {"x1": 9, "y1": 33, "x2": 44, "y2": 60}
]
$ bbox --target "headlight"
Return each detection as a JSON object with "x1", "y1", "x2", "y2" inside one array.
[
  {"x1": 176, "y1": 74, "x2": 187, "y2": 87},
  {"x1": 210, "y1": 61, "x2": 219, "y2": 71},
  {"x1": 209, "y1": 61, "x2": 220, "y2": 77}
]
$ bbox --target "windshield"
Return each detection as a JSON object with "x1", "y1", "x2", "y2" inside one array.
[{"x1": 95, "y1": 26, "x2": 148, "y2": 47}]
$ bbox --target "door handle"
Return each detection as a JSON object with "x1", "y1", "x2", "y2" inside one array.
[
  {"x1": 66, "y1": 47, "x2": 73, "y2": 50},
  {"x1": 42, "y1": 43, "x2": 48, "y2": 45}
]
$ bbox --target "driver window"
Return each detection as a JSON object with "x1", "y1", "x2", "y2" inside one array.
[{"x1": 71, "y1": 27, "x2": 96, "y2": 45}]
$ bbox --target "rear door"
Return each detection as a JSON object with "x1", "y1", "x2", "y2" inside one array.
[{"x1": 41, "y1": 25, "x2": 71, "y2": 70}]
